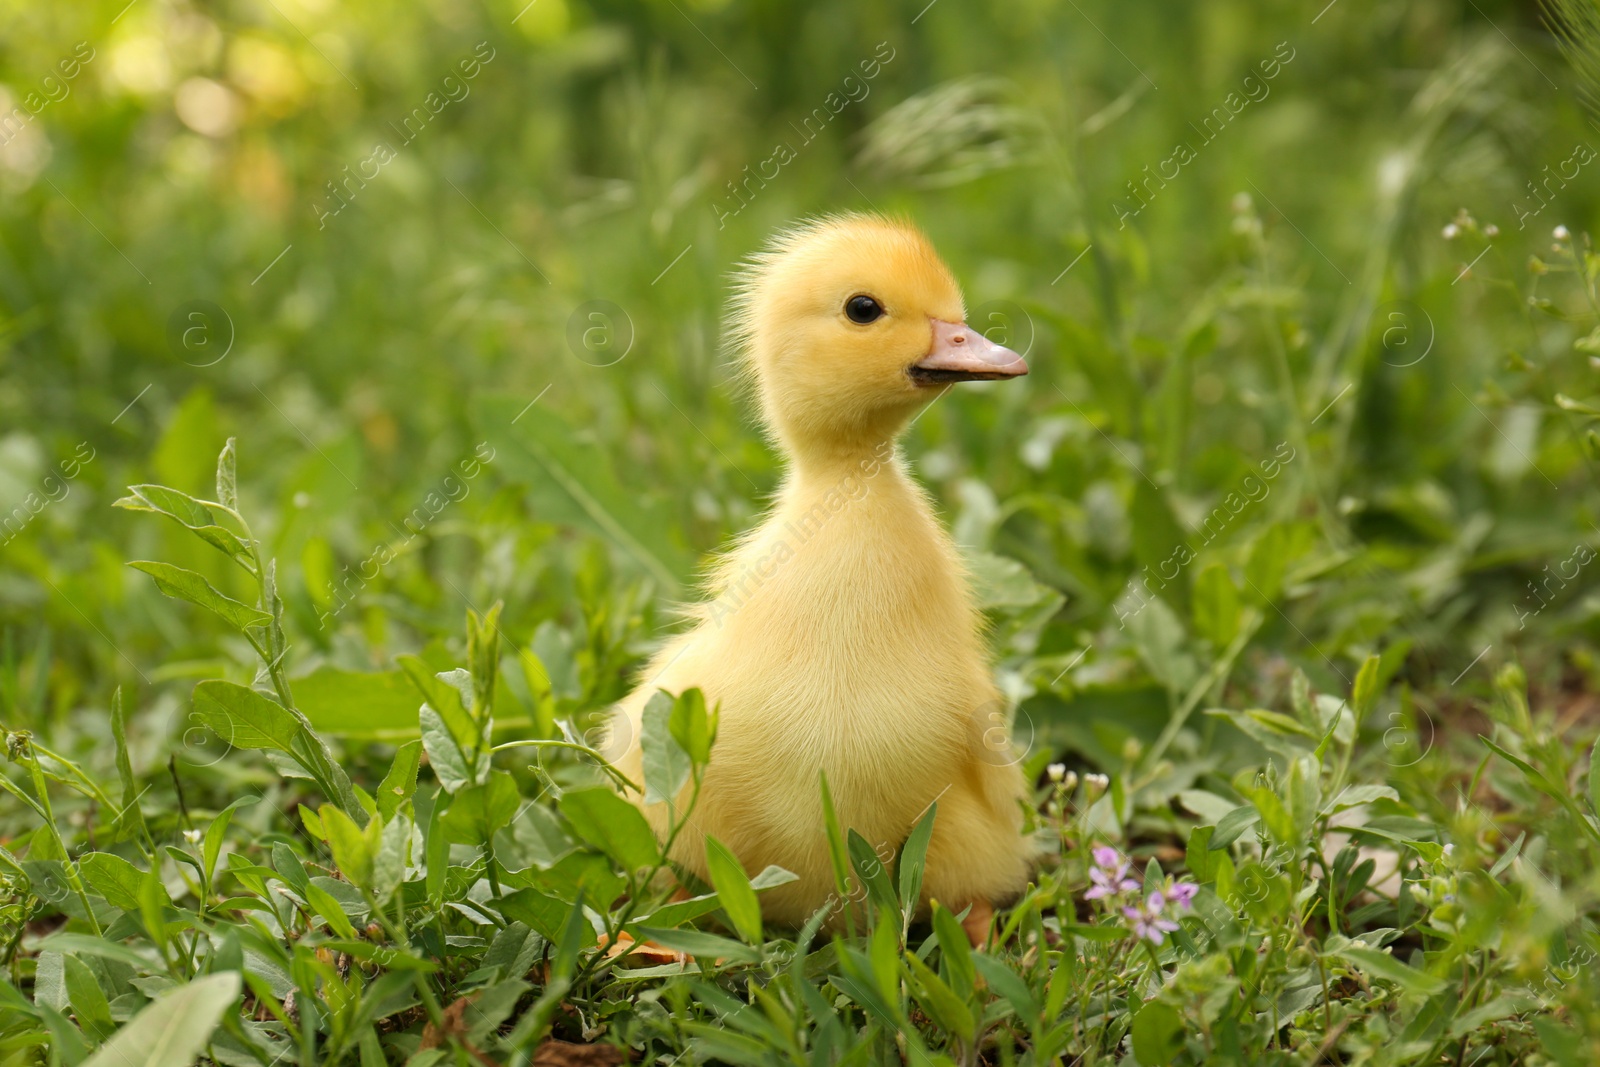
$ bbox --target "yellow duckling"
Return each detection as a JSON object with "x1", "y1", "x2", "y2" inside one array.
[{"x1": 610, "y1": 214, "x2": 1034, "y2": 942}]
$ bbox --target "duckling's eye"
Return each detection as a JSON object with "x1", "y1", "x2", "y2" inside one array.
[{"x1": 844, "y1": 294, "x2": 884, "y2": 324}]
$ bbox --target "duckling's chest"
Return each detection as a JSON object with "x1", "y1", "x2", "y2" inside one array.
[{"x1": 696, "y1": 480, "x2": 990, "y2": 764}]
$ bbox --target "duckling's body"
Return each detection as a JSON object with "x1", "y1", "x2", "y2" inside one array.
[{"x1": 609, "y1": 215, "x2": 1035, "y2": 931}]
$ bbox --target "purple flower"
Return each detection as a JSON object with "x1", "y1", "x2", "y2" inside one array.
[
  {"x1": 1168, "y1": 881, "x2": 1198, "y2": 909},
  {"x1": 1123, "y1": 891, "x2": 1180, "y2": 945},
  {"x1": 1085, "y1": 845, "x2": 1140, "y2": 900}
]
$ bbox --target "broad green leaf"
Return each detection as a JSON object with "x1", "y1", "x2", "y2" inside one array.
[
  {"x1": 1244, "y1": 524, "x2": 1290, "y2": 604},
  {"x1": 114, "y1": 484, "x2": 252, "y2": 564},
  {"x1": 498, "y1": 887, "x2": 595, "y2": 946},
  {"x1": 1209, "y1": 805, "x2": 1261, "y2": 850},
  {"x1": 305, "y1": 881, "x2": 359, "y2": 939},
  {"x1": 80, "y1": 972, "x2": 240, "y2": 1067},
  {"x1": 129, "y1": 561, "x2": 270, "y2": 631},
  {"x1": 192, "y1": 681, "x2": 299, "y2": 752},
  {"x1": 79, "y1": 852, "x2": 166, "y2": 913},
  {"x1": 420, "y1": 704, "x2": 472, "y2": 794},
  {"x1": 377, "y1": 740, "x2": 423, "y2": 821},
  {"x1": 904, "y1": 950, "x2": 976, "y2": 1042},
  {"x1": 972, "y1": 951, "x2": 1039, "y2": 1020},
  {"x1": 1131, "y1": 1001, "x2": 1184, "y2": 1064},
  {"x1": 641, "y1": 690, "x2": 691, "y2": 807},
  {"x1": 320, "y1": 805, "x2": 379, "y2": 889},
  {"x1": 559, "y1": 788, "x2": 659, "y2": 871},
  {"x1": 296, "y1": 667, "x2": 424, "y2": 739},
  {"x1": 440, "y1": 771, "x2": 520, "y2": 847},
  {"x1": 1192, "y1": 562, "x2": 1239, "y2": 647},
  {"x1": 704, "y1": 835, "x2": 762, "y2": 944},
  {"x1": 1129, "y1": 480, "x2": 1191, "y2": 614},
  {"x1": 668, "y1": 688, "x2": 716, "y2": 766},
  {"x1": 63, "y1": 954, "x2": 115, "y2": 1043},
  {"x1": 1331, "y1": 944, "x2": 1446, "y2": 996}
]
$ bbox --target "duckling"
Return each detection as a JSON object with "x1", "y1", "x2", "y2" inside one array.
[{"x1": 609, "y1": 214, "x2": 1035, "y2": 943}]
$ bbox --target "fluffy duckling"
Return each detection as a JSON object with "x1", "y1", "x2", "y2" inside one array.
[{"x1": 610, "y1": 214, "x2": 1034, "y2": 942}]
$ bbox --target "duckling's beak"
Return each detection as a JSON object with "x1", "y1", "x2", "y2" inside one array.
[{"x1": 910, "y1": 319, "x2": 1029, "y2": 386}]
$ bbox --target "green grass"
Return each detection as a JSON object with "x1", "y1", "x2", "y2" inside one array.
[{"x1": 4, "y1": 0, "x2": 1600, "y2": 1063}]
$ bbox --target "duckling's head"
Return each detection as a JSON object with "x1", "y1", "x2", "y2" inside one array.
[{"x1": 728, "y1": 214, "x2": 1026, "y2": 460}]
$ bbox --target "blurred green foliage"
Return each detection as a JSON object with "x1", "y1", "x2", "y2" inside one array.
[{"x1": 3, "y1": 0, "x2": 1600, "y2": 1061}]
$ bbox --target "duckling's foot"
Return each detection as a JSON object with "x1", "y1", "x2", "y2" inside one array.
[{"x1": 960, "y1": 899, "x2": 995, "y2": 949}]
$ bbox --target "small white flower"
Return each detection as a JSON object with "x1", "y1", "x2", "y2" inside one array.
[
  {"x1": 1084, "y1": 773, "x2": 1110, "y2": 794},
  {"x1": 1442, "y1": 843, "x2": 1454, "y2": 858},
  {"x1": 1554, "y1": 225, "x2": 1571, "y2": 241},
  {"x1": 183, "y1": 828, "x2": 203, "y2": 844},
  {"x1": 1061, "y1": 770, "x2": 1079, "y2": 792},
  {"x1": 1442, "y1": 223, "x2": 1459, "y2": 240},
  {"x1": 1483, "y1": 224, "x2": 1499, "y2": 237},
  {"x1": 1231, "y1": 192, "x2": 1252, "y2": 214},
  {"x1": 1047, "y1": 762, "x2": 1066, "y2": 782}
]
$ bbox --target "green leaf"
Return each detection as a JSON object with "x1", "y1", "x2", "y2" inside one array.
[
  {"x1": 819, "y1": 772, "x2": 853, "y2": 904},
  {"x1": 904, "y1": 950, "x2": 976, "y2": 1042},
  {"x1": 704, "y1": 835, "x2": 762, "y2": 944},
  {"x1": 896, "y1": 802, "x2": 937, "y2": 922},
  {"x1": 1331, "y1": 944, "x2": 1446, "y2": 996},
  {"x1": 109, "y1": 687, "x2": 147, "y2": 845},
  {"x1": 305, "y1": 880, "x2": 359, "y2": 939},
  {"x1": 79, "y1": 852, "x2": 167, "y2": 913},
  {"x1": 1209, "y1": 805, "x2": 1260, "y2": 850},
  {"x1": 558, "y1": 787, "x2": 659, "y2": 871},
  {"x1": 931, "y1": 901, "x2": 975, "y2": 997},
  {"x1": 635, "y1": 926, "x2": 761, "y2": 965},
  {"x1": 320, "y1": 805, "x2": 380, "y2": 889},
  {"x1": 668, "y1": 688, "x2": 716, "y2": 766},
  {"x1": 1186, "y1": 824, "x2": 1218, "y2": 882},
  {"x1": 203, "y1": 796, "x2": 259, "y2": 886},
  {"x1": 1244, "y1": 523, "x2": 1290, "y2": 604},
  {"x1": 63, "y1": 954, "x2": 115, "y2": 1043},
  {"x1": 192, "y1": 680, "x2": 299, "y2": 752},
  {"x1": 377, "y1": 740, "x2": 423, "y2": 821},
  {"x1": 1352, "y1": 654, "x2": 1382, "y2": 718},
  {"x1": 80, "y1": 972, "x2": 240, "y2": 1067},
  {"x1": 1589, "y1": 735, "x2": 1600, "y2": 820},
  {"x1": 1131, "y1": 1001, "x2": 1184, "y2": 1065},
  {"x1": 1192, "y1": 563, "x2": 1239, "y2": 647},
  {"x1": 114, "y1": 484, "x2": 253, "y2": 565},
  {"x1": 641, "y1": 690, "x2": 691, "y2": 807},
  {"x1": 296, "y1": 667, "x2": 424, "y2": 740},
  {"x1": 499, "y1": 887, "x2": 596, "y2": 947},
  {"x1": 420, "y1": 705, "x2": 473, "y2": 793},
  {"x1": 215, "y1": 438, "x2": 237, "y2": 509},
  {"x1": 1129, "y1": 480, "x2": 1191, "y2": 615},
  {"x1": 439, "y1": 771, "x2": 520, "y2": 847},
  {"x1": 847, "y1": 830, "x2": 899, "y2": 917},
  {"x1": 129, "y1": 561, "x2": 270, "y2": 632}
]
